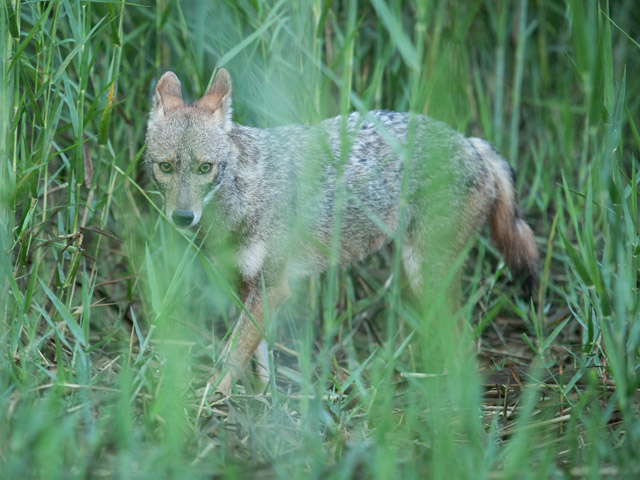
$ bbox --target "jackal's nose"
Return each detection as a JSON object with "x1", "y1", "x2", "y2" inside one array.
[{"x1": 172, "y1": 209, "x2": 195, "y2": 227}]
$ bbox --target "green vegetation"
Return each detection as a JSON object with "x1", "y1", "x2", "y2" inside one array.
[{"x1": 1, "y1": 0, "x2": 638, "y2": 478}]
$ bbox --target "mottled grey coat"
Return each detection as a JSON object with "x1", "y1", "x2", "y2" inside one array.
[{"x1": 145, "y1": 69, "x2": 538, "y2": 394}]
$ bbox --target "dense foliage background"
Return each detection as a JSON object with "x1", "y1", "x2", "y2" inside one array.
[{"x1": 1, "y1": 0, "x2": 639, "y2": 478}]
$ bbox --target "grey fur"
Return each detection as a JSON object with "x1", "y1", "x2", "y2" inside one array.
[{"x1": 145, "y1": 69, "x2": 538, "y2": 394}]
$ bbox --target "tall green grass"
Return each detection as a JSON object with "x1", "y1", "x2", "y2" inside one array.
[{"x1": 1, "y1": 0, "x2": 639, "y2": 478}]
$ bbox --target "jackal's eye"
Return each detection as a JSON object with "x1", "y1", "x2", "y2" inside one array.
[
  {"x1": 159, "y1": 162, "x2": 173, "y2": 173},
  {"x1": 198, "y1": 163, "x2": 213, "y2": 174}
]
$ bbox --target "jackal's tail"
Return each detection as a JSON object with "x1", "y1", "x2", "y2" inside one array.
[{"x1": 470, "y1": 138, "x2": 539, "y2": 295}]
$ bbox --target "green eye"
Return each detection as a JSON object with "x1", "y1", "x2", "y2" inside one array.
[
  {"x1": 198, "y1": 163, "x2": 213, "y2": 174},
  {"x1": 159, "y1": 162, "x2": 173, "y2": 173}
]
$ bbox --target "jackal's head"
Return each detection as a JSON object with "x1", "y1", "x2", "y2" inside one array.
[{"x1": 145, "y1": 69, "x2": 233, "y2": 228}]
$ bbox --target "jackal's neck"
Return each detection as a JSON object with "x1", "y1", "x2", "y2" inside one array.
[{"x1": 210, "y1": 123, "x2": 268, "y2": 229}]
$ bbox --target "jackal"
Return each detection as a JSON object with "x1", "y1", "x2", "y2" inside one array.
[{"x1": 145, "y1": 68, "x2": 538, "y2": 394}]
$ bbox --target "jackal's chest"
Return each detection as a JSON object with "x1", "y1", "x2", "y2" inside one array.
[{"x1": 234, "y1": 241, "x2": 268, "y2": 279}]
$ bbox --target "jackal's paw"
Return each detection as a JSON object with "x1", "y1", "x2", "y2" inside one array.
[
  {"x1": 210, "y1": 364, "x2": 270, "y2": 397},
  {"x1": 254, "y1": 339, "x2": 271, "y2": 391},
  {"x1": 212, "y1": 360, "x2": 252, "y2": 396}
]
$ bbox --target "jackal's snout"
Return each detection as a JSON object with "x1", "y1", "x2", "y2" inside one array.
[{"x1": 172, "y1": 209, "x2": 196, "y2": 227}]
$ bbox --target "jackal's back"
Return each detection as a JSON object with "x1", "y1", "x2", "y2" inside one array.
[{"x1": 253, "y1": 110, "x2": 490, "y2": 277}]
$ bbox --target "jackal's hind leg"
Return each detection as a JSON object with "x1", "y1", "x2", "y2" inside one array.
[
  {"x1": 401, "y1": 228, "x2": 467, "y2": 374},
  {"x1": 401, "y1": 233, "x2": 463, "y2": 315}
]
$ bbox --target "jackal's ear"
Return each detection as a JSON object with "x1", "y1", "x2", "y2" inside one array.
[
  {"x1": 152, "y1": 71, "x2": 184, "y2": 117},
  {"x1": 196, "y1": 68, "x2": 232, "y2": 131}
]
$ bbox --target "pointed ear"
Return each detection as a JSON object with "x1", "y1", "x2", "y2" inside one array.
[
  {"x1": 196, "y1": 68, "x2": 232, "y2": 130},
  {"x1": 152, "y1": 71, "x2": 184, "y2": 117}
]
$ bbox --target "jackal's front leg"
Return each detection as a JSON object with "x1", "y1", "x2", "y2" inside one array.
[{"x1": 214, "y1": 278, "x2": 288, "y2": 395}]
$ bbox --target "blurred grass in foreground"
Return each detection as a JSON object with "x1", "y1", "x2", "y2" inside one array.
[{"x1": 1, "y1": 0, "x2": 639, "y2": 478}]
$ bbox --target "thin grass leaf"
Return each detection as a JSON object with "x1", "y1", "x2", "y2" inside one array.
[
  {"x1": 98, "y1": 82, "x2": 115, "y2": 145},
  {"x1": 7, "y1": 0, "x2": 56, "y2": 72},
  {"x1": 559, "y1": 229, "x2": 593, "y2": 287},
  {"x1": 33, "y1": 302, "x2": 74, "y2": 351},
  {"x1": 540, "y1": 317, "x2": 571, "y2": 352},
  {"x1": 215, "y1": 6, "x2": 281, "y2": 72},
  {"x1": 144, "y1": 244, "x2": 160, "y2": 313},
  {"x1": 40, "y1": 280, "x2": 86, "y2": 347},
  {"x1": 370, "y1": 0, "x2": 419, "y2": 70}
]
